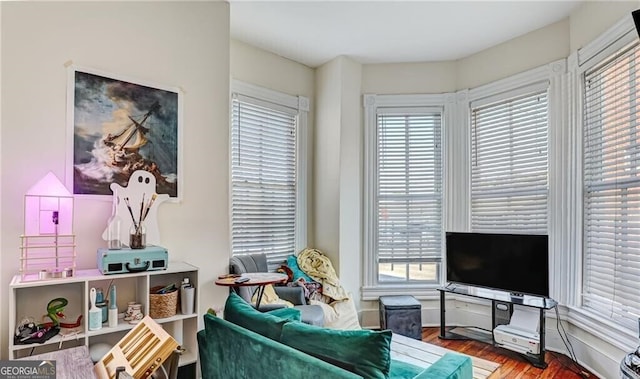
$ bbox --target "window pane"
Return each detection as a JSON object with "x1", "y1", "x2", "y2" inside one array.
[
  {"x1": 231, "y1": 97, "x2": 297, "y2": 269},
  {"x1": 471, "y1": 90, "x2": 549, "y2": 233},
  {"x1": 376, "y1": 110, "x2": 442, "y2": 283},
  {"x1": 583, "y1": 42, "x2": 640, "y2": 328},
  {"x1": 379, "y1": 262, "x2": 439, "y2": 282}
]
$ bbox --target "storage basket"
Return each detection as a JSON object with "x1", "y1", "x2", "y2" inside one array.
[{"x1": 149, "y1": 285, "x2": 178, "y2": 319}]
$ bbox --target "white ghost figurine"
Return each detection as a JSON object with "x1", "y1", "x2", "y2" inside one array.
[{"x1": 102, "y1": 170, "x2": 170, "y2": 247}]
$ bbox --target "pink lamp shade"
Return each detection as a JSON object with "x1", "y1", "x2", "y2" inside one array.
[{"x1": 24, "y1": 172, "x2": 73, "y2": 236}]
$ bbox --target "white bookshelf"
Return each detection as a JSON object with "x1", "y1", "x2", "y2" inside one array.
[{"x1": 9, "y1": 261, "x2": 199, "y2": 368}]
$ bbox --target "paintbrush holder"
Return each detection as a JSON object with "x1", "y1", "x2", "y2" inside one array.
[{"x1": 129, "y1": 222, "x2": 146, "y2": 249}]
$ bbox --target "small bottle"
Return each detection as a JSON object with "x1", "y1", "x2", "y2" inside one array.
[
  {"x1": 95, "y1": 288, "x2": 104, "y2": 303},
  {"x1": 129, "y1": 221, "x2": 146, "y2": 249},
  {"x1": 107, "y1": 192, "x2": 122, "y2": 250}
]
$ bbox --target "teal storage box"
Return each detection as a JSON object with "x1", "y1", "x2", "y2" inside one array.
[{"x1": 97, "y1": 246, "x2": 168, "y2": 274}]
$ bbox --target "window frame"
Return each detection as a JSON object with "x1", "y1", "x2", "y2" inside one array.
[
  {"x1": 564, "y1": 14, "x2": 640, "y2": 351},
  {"x1": 363, "y1": 93, "x2": 448, "y2": 299},
  {"x1": 573, "y1": 15, "x2": 640, "y2": 332},
  {"x1": 229, "y1": 80, "x2": 309, "y2": 267},
  {"x1": 469, "y1": 82, "x2": 550, "y2": 235}
]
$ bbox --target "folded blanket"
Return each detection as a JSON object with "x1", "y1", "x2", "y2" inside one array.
[{"x1": 297, "y1": 248, "x2": 349, "y2": 301}]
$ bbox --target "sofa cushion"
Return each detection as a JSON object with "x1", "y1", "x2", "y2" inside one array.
[
  {"x1": 224, "y1": 292, "x2": 298, "y2": 341},
  {"x1": 413, "y1": 352, "x2": 472, "y2": 379},
  {"x1": 280, "y1": 321, "x2": 392, "y2": 379},
  {"x1": 266, "y1": 306, "x2": 301, "y2": 321},
  {"x1": 388, "y1": 359, "x2": 425, "y2": 379},
  {"x1": 200, "y1": 314, "x2": 361, "y2": 379}
]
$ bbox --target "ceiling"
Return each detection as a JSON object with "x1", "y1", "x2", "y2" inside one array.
[{"x1": 229, "y1": 1, "x2": 584, "y2": 68}]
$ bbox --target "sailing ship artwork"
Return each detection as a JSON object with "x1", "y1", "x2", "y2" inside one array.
[{"x1": 69, "y1": 69, "x2": 180, "y2": 198}]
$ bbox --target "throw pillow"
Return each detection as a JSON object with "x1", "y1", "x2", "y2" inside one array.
[
  {"x1": 250, "y1": 284, "x2": 295, "y2": 308},
  {"x1": 223, "y1": 292, "x2": 297, "y2": 341},
  {"x1": 287, "y1": 255, "x2": 315, "y2": 283},
  {"x1": 280, "y1": 321, "x2": 392, "y2": 379}
]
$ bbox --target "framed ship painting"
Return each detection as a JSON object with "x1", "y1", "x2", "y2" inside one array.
[{"x1": 66, "y1": 66, "x2": 182, "y2": 200}]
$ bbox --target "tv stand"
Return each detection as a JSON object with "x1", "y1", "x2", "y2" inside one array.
[{"x1": 438, "y1": 285, "x2": 557, "y2": 369}]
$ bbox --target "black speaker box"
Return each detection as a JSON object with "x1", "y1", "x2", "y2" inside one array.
[{"x1": 493, "y1": 301, "x2": 513, "y2": 328}]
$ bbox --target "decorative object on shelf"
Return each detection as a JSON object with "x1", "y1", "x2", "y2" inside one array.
[
  {"x1": 101, "y1": 170, "x2": 169, "y2": 248},
  {"x1": 127, "y1": 304, "x2": 143, "y2": 325},
  {"x1": 180, "y1": 278, "x2": 195, "y2": 315},
  {"x1": 67, "y1": 66, "x2": 183, "y2": 200},
  {"x1": 128, "y1": 219, "x2": 146, "y2": 249},
  {"x1": 106, "y1": 190, "x2": 123, "y2": 250},
  {"x1": 124, "y1": 302, "x2": 137, "y2": 322},
  {"x1": 20, "y1": 172, "x2": 76, "y2": 281},
  {"x1": 97, "y1": 245, "x2": 168, "y2": 275},
  {"x1": 14, "y1": 317, "x2": 59, "y2": 345},
  {"x1": 149, "y1": 284, "x2": 178, "y2": 319}
]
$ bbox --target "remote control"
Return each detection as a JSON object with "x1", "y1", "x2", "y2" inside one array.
[{"x1": 234, "y1": 277, "x2": 250, "y2": 284}]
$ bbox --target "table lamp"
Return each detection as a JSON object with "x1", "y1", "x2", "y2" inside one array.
[{"x1": 20, "y1": 172, "x2": 76, "y2": 281}]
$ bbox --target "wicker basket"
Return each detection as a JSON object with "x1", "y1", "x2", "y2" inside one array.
[{"x1": 149, "y1": 285, "x2": 178, "y2": 319}]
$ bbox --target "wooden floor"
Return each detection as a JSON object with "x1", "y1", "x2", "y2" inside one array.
[
  {"x1": 421, "y1": 327, "x2": 594, "y2": 379},
  {"x1": 392, "y1": 332, "x2": 500, "y2": 379}
]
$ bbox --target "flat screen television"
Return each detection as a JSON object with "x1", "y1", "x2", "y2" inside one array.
[{"x1": 445, "y1": 232, "x2": 549, "y2": 298}]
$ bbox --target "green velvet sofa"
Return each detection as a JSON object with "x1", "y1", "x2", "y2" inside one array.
[{"x1": 197, "y1": 293, "x2": 473, "y2": 379}]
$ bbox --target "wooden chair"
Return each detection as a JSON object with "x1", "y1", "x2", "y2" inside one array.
[{"x1": 94, "y1": 315, "x2": 179, "y2": 379}]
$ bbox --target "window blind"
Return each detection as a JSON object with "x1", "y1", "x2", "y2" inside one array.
[
  {"x1": 231, "y1": 95, "x2": 298, "y2": 269},
  {"x1": 376, "y1": 108, "x2": 442, "y2": 269},
  {"x1": 471, "y1": 90, "x2": 549, "y2": 233},
  {"x1": 583, "y1": 41, "x2": 640, "y2": 326}
]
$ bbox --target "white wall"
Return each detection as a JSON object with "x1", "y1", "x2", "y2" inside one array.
[
  {"x1": 314, "y1": 59, "x2": 343, "y2": 269},
  {"x1": 570, "y1": 1, "x2": 639, "y2": 52},
  {"x1": 0, "y1": 1, "x2": 230, "y2": 358},
  {"x1": 313, "y1": 55, "x2": 363, "y2": 302},
  {"x1": 230, "y1": 39, "x2": 316, "y2": 244},
  {"x1": 362, "y1": 62, "x2": 456, "y2": 94},
  {"x1": 336, "y1": 57, "x2": 363, "y2": 299},
  {"x1": 456, "y1": 19, "x2": 570, "y2": 89}
]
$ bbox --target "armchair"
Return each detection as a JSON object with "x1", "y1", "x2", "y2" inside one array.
[{"x1": 229, "y1": 253, "x2": 324, "y2": 326}]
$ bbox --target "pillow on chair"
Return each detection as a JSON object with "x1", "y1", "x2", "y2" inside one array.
[
  {"x1": 250, "y1": 284, "x2": 294, "y2": 308},
  {"x1": 287, "y1": 255, "x2": 315, "y2": 283}
]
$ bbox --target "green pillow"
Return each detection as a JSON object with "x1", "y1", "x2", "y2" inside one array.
[
  {"x1": 223, "y1": 292, "x2": 297, "y2": 341},
  {"x1": 267, "y1": 307, "x2": 301, "y2": 321},
  {"x1": 280, "y1": 321, "x2": 392, "y2": 379}
]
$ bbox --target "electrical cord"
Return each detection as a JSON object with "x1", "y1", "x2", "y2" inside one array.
[{"x1": 555, "y1": 306, "x2": 590, "y2": 378}]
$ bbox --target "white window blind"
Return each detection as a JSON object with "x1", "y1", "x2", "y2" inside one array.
[
  {"x1": 231, "y1": 94, "x2": 298, "y2": 269},
  {"x1": 583, "y1": 41, "x2": 640, "y2": 327},
  {"x1": 376, "y1": 107, "x2": 442, "y2": 283},
  {"x1": 471, "y1": 90, "x2": 549, "y2": 233}
]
